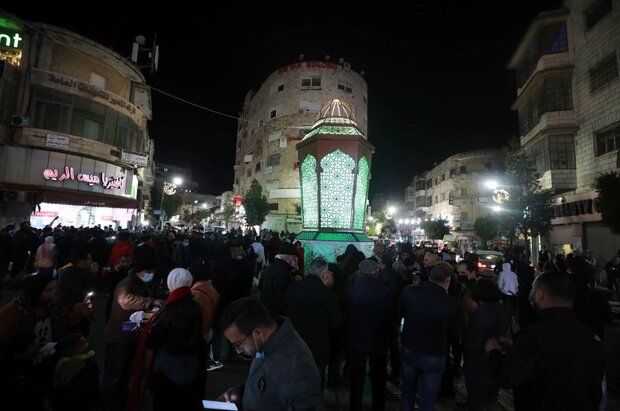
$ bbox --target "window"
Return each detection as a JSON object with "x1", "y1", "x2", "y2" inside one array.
[
  {"x1": 441, "y1": 174, "x2": 445, "y2": 182},
  {"x1": 427, "y1": 196, "x2": 432, "y2": 206},
  {"x1": 450, "y1": 169, "x2": 456, "y2": 178},
  {"x1": 549, "y1": 135, "x2": 576, "y2": 168},
  {"x1": 270, "y1": 109, "x2": 277, "y2": 119},
  {"x1": 459, "y1": 166, "x2": 467, "y2": 174},
  {"x1": 519, "y1": 72, "x2": 573, "y2": 135},
  {"x1": 585, "y1": 0, "x2": 613, "y2": 31},
  {"x1": 540, "y1": 22, "x2": 568, "y2": 55},
  {"x1": 268, "y1": 203, "x2": 279, "y2": 210},
  {"x1": 515, "y1": 21, "x2": 568, "y2": 87},
  {"x1": 434, "y1": 195, "x2": 438, "y2": 204},
  {"x1": 337, "y1": 81, "x2": 352, "y2": 93},
  {"x1": 299, "y1": 101, "x2": 320, "y2": 115},
  {"x1": 590, "y1": 53, "x2": 618, "y2": 92},
  {"x1": 460, "y1": 212, "x2": 468, "y2": 220},
  {"x1": 415, "y1": 180, "x2": 426, "y2": 190},
  {"x1": 271, "y1": 82, "x2": 285, "y2": 94},
  {"x1": 246, "y1": 169, "x2": 252, "y2": 177},
  {"x1": 529, "y1": 135, "x2": 576, "y2": 171},
  {"x1": 426, "y1": 179, "x2": 433, "y2": 188},
  {"x1": 255, "y1": 162, "x2": 261, "y2": 173},
  {"x1": 460, "y1": 188, "x2": 467, "y2": 197},
  {"x1": 416, "y1": 196, "x2": 426, "y2": 206},
  {"x1": 543, "y1": 73, "x2": 573, "y2": 112},
  {"x1": 267, "y1": 153, "x2": 281, "y2": 166},
  {"x1": 301, "y1": 77, "x2": 321, "y2": 89},
  {"x1": 596, "y1": 123, "x2": 620, "y2": 156}
]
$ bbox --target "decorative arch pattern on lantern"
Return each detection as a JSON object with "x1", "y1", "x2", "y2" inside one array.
[
  {"x1": 300, "y1": 154, "x2": 319, "y2": 228},
  {"x1": 354, "y1": 157, "x2": 369, "y2": 230},
  {"x1": 320, "y1": 150, "x2": 355, "y2": 229}
]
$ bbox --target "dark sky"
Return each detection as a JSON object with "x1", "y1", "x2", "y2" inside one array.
[{"x1": 6, "y1": 0, "x2": 563, "y2": 200}]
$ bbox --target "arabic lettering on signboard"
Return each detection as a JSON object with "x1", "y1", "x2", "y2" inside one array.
[
  {"x1": 43, "y1": 166, "x2": 124, "y2": 189},
  {"x1": 46, "y1": 134, "x2": 70, "y2": 150}
]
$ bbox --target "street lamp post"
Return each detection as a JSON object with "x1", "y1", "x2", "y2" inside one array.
[{"x1": 159, "y1": 177, "x2": 182, "y2": 230}]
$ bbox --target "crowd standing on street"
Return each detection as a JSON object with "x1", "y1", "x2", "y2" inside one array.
[{"x1": 0, "y1": 221, "x2": 615, "y2": 410}]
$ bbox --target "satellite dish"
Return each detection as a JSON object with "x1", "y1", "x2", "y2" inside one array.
[
  {"x1": 135, "y1": 35, "x2": 146, "y2": 46},
  {"x1": 325, "y1": 54, "x2": 330, "y2": 61},
  {"x1": 338, "y1": 57, "x2": 345, "y2": 64},
  {"x1": 298, "y1": 54, "x2": 305, "y2": 61}
]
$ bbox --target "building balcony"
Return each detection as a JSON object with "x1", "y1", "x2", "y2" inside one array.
[
  {"x1": 538, "y1": 168, "x2": 576, "y2": 192},
  {"x1": 521, "y1": 110, "x2": 577, "y2": 146}
]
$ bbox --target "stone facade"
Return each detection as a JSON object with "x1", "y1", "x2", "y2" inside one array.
[{"x1": 509, "y1": 0, "x2": 620, "y2": 260}]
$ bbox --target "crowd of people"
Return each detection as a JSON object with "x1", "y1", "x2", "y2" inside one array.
[{"x1": 0, "y1": 221, "x2": 615, "y2": 411}]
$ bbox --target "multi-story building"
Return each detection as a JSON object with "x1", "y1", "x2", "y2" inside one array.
[
  {"x1": 509, "y1": 0, "x2": 620, "y2": 261},
  {"x1": 406, "y1": 149, "x2": 505, "y2": 242},
  {"x1": 233, "y1": 59, "x2": 368, "y2": 232},
  {"x1": 0, "y1": 11, "x2": 153, "y2": 228}
]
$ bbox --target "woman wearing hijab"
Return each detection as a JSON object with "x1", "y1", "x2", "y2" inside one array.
[{"x1": 146, "y1": 268, "x2": 206, "y2": 411}]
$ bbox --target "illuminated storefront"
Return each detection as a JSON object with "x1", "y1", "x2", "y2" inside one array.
[{"x1": 0, "y1": 145, "x2": 138, "y2": 228}]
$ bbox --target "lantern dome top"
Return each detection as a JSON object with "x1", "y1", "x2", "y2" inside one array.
[
  {"x1": 303, "y1": 98, "x2": 364, "y2": 140},
  {"x1": 316, "y1": 98, "x2": 356, "y2": 122}
]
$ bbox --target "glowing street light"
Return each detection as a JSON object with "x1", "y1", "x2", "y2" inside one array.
[
  {"x1": 484, "y1": 180, "x2": 498, "y2": 190},
  {"x1": 492, "y1": 205, "x2": 502, "y2": 212}
]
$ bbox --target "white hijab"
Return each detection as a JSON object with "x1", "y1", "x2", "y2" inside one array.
[{"x1": 167, "y1": 268, "x2": 193, "y2": 291}]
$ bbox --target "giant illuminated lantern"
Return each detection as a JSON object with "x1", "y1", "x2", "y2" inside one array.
[{"x1": 296, "y1": 98, "x2": 375, "y2": 262}]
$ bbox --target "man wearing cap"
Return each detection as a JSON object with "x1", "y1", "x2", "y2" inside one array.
[
  {"x1": 259, "y1": 243, "x2": 299, "y2": 318},
  {"x1": 346, "y1": 258, "x2": 391, "y2": 411},
  {"x1": 400, "y1": 261, "x2": 459, "y2": 411}
]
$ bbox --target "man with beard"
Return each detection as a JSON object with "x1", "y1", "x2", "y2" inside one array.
[{"x1": 218, "y1": 298, "x2": 323, "y2": 411}]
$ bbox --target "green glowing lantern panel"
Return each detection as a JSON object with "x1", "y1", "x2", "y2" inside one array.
[
  {"x1": 353, "y1": 157, "x2": 369, "y2": 230},
  {"x1": 320, "y1": 150, "x2": 355, "y2": 229},
  {"x1": 300, "y1": 155, "x2": 319, "y2": 228}
]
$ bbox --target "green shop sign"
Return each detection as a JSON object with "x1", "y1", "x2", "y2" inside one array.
[{"x1": 0, "y1": 18, "x2": 23, "y2": 49}]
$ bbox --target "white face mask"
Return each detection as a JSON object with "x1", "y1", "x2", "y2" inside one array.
[{"x1": 142, "y1": 272, "x2": 155, "y2": 283}]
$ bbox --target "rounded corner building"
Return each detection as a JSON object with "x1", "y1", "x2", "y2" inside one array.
[
  {"x1": 0, "y1": 11, "x2": 153, "y2": 229},
  {"x1": 233, "y1": 59, "x2": 368, "y2": 233}
]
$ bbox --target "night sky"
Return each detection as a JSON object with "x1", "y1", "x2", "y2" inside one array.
[{"x1": 6, "y1": 0, "x2": 563, "y2": 200}]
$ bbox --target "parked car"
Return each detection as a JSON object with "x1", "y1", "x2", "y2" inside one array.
[{"x1": 472, "y1": 250, "x2": 504, "y2": 271}]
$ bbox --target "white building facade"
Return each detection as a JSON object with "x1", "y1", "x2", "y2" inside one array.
[
  {"x1": 406, "y1": 149, "x2": 505, "y2": 243},
  {"x1": 509, "y1": 0, "x2": 620, "y2": 262},
  {"x1": 233, "y1": 60, "x2": 368, "y2": 233}
]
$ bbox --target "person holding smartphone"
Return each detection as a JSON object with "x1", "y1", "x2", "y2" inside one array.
[{"x1": 57, "y1": 244, "x2": 98, "y2": 336}]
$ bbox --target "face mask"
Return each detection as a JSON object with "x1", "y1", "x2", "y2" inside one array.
[
  {"x1": 253, "y1": 334, "x2": 265, "y2": 360},
  {"x1": 528, "y1": 288, "x2": 537, "y2": 308},
  {"x1": 234, "y1": 255, "x2": 244, "y2": 261},
  {"x1": 142, "y1": 272, "x2": 154, "y2": 283}
]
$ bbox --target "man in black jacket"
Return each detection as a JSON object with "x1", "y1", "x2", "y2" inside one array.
[
  {"x1": 485, "y1": 271, "x2": 605, "y2": 411},
  {"x1": 283, "y1": 257, "x2": 341, "y2": 388},
  {"x1": 399, "y1": 261, "x2": 458, "y2": 411},
  {"x1": 259, "y1": 243, "x2": 298, "y2": 318}
]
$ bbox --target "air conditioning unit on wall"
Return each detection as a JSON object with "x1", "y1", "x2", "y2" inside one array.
[{"x1": 10, "y1": 114, "x2": 30, "y2": 127}]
